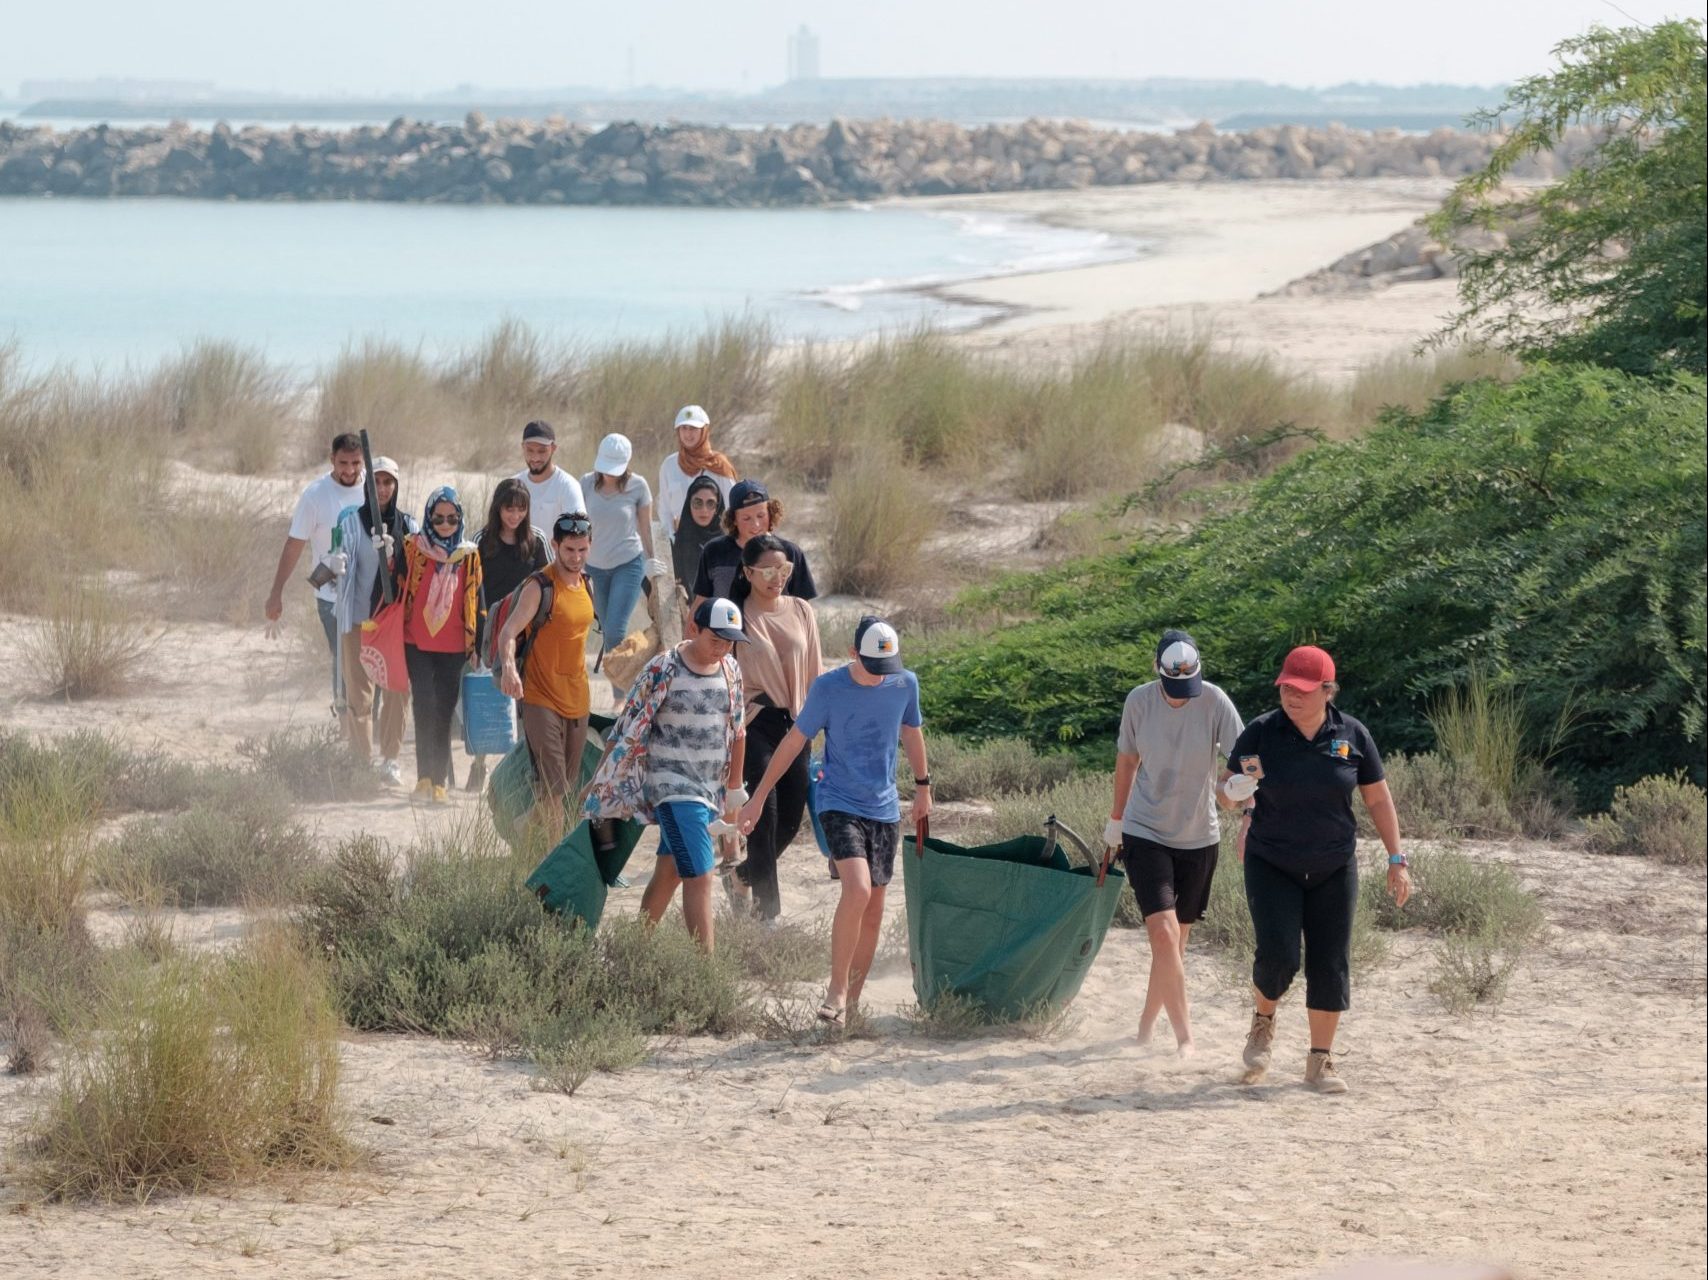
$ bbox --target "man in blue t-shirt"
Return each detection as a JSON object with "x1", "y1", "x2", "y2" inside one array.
[{"x1": 738, "y1": 615, "x2": 931, "y2": 1025}]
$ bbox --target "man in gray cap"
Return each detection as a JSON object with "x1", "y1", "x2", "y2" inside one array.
[{"x1": 1105, "y1": 629, "x2": 1246, "y2": 1057}]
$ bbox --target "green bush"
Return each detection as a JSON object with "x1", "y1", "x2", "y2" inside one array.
[
  {"x1": 1371, "y1": 751, "x2": 1573, "y2": 841},
  {"x1": 30, "y1": 931, "x2": 349, "y2": 1200},
  {"x1": 899, "y1": 733, "x2": 1079, "y2": 802},
  {"x1": 1584, "y1": 772, "x2": 1708, "y2": 865},
  {"x1": 916, "y1": 366, "x2": 1707, "y2": 806},
  {"x1": 99, "y1": 775, "x2": 315, "y2": 907},
  {"x1": 239, "y1": 726, "x2": 381, "y2": 803},
  {"x1": 302, "y1": 829, "x2": 757, "y2": 1071}
]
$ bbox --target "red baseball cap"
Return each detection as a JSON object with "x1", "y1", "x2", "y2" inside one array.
[{"x1": 1275, "y1": 645, "x2": 1336, "y2": 691}]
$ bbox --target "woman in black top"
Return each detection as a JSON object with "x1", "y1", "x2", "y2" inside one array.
[
  {"x1": 690, "y1": 479, "x2": 816, "y2": 609},
  {"x1": 1218, "y1": 644, "x2": 1411, "y2": 1094},
  {"x1": 467, "y1": 478, "x2": 549, "y2": 790}
]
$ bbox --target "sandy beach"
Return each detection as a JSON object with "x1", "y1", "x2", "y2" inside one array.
[
  {"x1": 921, "y1": 179, "x2": 1463, "y2": 380},
  {"x1": 2, "y1": 178, "x2": 1703, "y2": 1279}
]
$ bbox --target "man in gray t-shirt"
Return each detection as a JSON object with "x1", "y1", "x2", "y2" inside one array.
[{"x1": 1104, "y1": 629, "x2": 1245, "y2": 1056}]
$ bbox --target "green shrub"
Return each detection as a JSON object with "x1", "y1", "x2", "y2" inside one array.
[
  {"x1": 30, "y1": 931, "x2": 349, "y2": 1200},
  {"x1": 917, "y1": 366, "x2": 1708, "y2": 807},
  {"x1": 898, "y1": 734, "x2": 1078, "y2": 802},
  {"x1": 1367, "y1": 847, "x2": 1544, "y2": 944},
  {"x1": 0, "y1": 834, "x2": 99, "y2": 1073},
  {"x1": 1366, "y1": 846, "x2": 1544, "y2": 1013},
  {"x1": 303, "y1": 829, "x2": 757, "y2": 1072},
  {"x1": 99, "y1": 775, "x2": 315, "y2": 907},
  {"x1": 1585, "y1": 772, "x2": 1708, "y2": 865},
  {"x1": 239, "y1": 725, "x2": 381, "y2": 802},
  {"x1": 1371, "y1": 751, "x2": 1573, "y2": 841},
  {"x1": 1429, "y1": 933, "x2": 1527, "y2": 1014}
]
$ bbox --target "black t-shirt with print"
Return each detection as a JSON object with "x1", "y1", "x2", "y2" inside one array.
[
  {"x1": 691, "y1": 535, "x2": 818, "y2": 603},
  {"x1": 1227, "y1": 704, "x2": 1385, "y2": 876}
]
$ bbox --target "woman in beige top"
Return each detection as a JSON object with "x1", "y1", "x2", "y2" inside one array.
[{"x1": 728, "y1": 533, "x2": 823, "y2": 920}]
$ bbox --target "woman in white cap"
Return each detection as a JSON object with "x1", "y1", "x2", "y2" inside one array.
[
  {"x1": 582, "y1": 433, "x2": 665, "y2": 687},
  {"x1": 329, "y1": 455, "x2": 414, "y2": 786},
  {"x1": 657, "y1": 405, "x2": 738, "y2": 545}
]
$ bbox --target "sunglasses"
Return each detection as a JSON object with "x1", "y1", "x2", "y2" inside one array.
[
  {"x1": 1160, "y1": 659, "x2": 1199, "y2": 678},
  {"x1": 430, "y1": 514, "x2": 460, "y2": 527},
  {"x1": 745, "y1": 562, "x2": 793, "y2": 582},
  {"x1": 554, "y1": 516, "x2": 592, "y2": 537},
  {"x1": 690, "y1": 496, "x2": 720, "y2": 508}
]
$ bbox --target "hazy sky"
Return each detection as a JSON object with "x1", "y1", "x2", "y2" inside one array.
[{"x1": 6, "y1": 0, "x2": 1704, "y2": 97}]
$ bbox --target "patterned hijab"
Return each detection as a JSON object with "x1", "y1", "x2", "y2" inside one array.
[{"x1": 421, "y1": 485, "x2": 466, "y2": 559}]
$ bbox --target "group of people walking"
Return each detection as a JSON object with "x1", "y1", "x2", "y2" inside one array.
[{"x1": 268, "y1": 411, "x2": 1410, "y2": 1092}]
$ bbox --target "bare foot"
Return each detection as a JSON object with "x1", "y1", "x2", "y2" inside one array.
[
  {"x1": 1136, "y1": 1024, "x2": 1156, "y2": 1049},
  {"x1": 1175, "y1": 1040, "x2": 1196, "y2": 1061}
]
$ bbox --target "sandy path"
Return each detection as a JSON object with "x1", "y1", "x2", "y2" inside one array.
[{"x1": 4, "y1": 835, "x2": 1703, "y2": 1279}]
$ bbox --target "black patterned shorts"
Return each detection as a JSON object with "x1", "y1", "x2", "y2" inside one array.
[{"x1": 818, "y1": 810, "x2": 901, "y2": 886}]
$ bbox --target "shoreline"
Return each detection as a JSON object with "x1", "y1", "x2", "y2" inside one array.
[{"x1": 885, "y1": 178, "x2": 1461, "y2": 378}]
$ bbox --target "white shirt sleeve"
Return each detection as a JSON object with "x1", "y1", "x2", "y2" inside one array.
[
  {"x1": 559, "y1": 470, "x2": 586, "y2": 518},
  {"x1": 287, "y1": 478, "x2": 322, "y2": 542}
]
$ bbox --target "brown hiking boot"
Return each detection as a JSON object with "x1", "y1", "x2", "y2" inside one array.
[
  {"x1": 1304, "y1": 1048, "x2": 1349, "y2": 1094},
  {"x1": 1242, "y1": 1012, "x2": 1275, "y2": 1072}
]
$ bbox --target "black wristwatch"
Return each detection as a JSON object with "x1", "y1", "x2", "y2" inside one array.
[{"x1": 914, "y1": 776, "x2": 932, "y2": 788}]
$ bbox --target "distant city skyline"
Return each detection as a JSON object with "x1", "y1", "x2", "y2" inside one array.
[{"x1": 3, "y1": 0, "x2": 1702, "y2": 100}]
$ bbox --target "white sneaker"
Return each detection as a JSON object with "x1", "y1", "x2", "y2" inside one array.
[{"x1": 379, "y1": 759, "x2": 402, "y2": 787}]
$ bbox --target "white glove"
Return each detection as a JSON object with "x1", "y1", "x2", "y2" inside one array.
[
  {"x1": 724, "y1": 785, "x2": 750, "y2": 812},
  {"x1": 325, "y1": 551, "x2": 348, "y2": 577},
  {"x1": 1222, "y1": 774, "x2": 1259, "y2": 802},
  {"x1": 645, "y1": 557, "x2": 668, "y2": 579},
  {"x1": 707, "y1": 817, "x2": 739, "y2": 837},
  {"x1": 1102, "y1": 818, "x2": 1124, "y2": 850},
  {"x1": 371, "y1": 531, "x2": 394, "y2": 556}
]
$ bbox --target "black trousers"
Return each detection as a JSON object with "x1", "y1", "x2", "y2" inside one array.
[
  {"x1": 1244, "y1": 853, "x2": 1358, "y2": 1012},
  {"x1": 738, "y1": 707, "x2": 809, "y2": 920},
  {"x1": 405, "y1": 646, "x2": 465, "y2": 787}
]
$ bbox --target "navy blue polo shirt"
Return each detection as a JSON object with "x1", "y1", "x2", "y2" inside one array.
[{"x1": 1227, "y1": 704, "x2": 1385, "y2": 876}]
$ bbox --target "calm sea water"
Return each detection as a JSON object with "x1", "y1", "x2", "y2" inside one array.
[{"x1": 0, "y1": 197, "x2": 1132, "y2": 371}]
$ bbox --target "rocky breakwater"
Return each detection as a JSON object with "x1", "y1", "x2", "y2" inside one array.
[{"x1": 0, "y1": 115, "x2": 1590, "y2": 206}]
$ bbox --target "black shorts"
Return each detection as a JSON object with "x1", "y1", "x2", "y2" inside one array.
[
  {"x1": 819, "y1": 810, "x2": 901, "y2": 886},
  {"x1": 1121, "y1": 834, "x2": 1219, "y2": 923}
]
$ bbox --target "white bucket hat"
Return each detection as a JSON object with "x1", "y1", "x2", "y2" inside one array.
[{"x1": 593, "y1": 432, "x2": 633, "y2": 476}]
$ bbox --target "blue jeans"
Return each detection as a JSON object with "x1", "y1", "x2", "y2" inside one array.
[
  {"x1": 586, "y1": 554, "x2": 646, "y2": 659},
  {"x1": 316, "y1": 597, "x2": 344, "y2": 709}
]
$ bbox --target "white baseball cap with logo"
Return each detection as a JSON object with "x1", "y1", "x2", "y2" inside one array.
[
  {"x1": 674, "y1": 404, "x2": 710, "y2": 430},
  {"x1": 693, "y1": 597, "x2": 750, "y2": 644},
  {"x1": 594, "y1": 432, "x2": 633, "y2": 476},
  {"x1": 854, "y1": 615, "x2": 904, "y2": 675}
]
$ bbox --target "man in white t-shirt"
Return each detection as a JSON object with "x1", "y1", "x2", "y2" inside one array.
[
  {"x1": 513, "y1": 420, "x2": 586, "y2": 541},
  {"x1": 265, "y1": 433, "x2": 366, "y2": 709}
]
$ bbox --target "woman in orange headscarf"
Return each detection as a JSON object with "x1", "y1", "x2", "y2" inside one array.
[{"x1": 657, "y1": 404, "x2": 738, "y2": 546}]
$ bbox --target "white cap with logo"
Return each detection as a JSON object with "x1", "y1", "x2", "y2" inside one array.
[
  {"x1": 854, "y1": 615, "x2": 904, "y2": 675},
  {"x1": 674, "y1": 404, "x2": 710, "y2": 430}
]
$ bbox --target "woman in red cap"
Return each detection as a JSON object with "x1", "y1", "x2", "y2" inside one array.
[{"x1": 1218, "y1": 644, "x2": 1411, "y2": 1093}]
